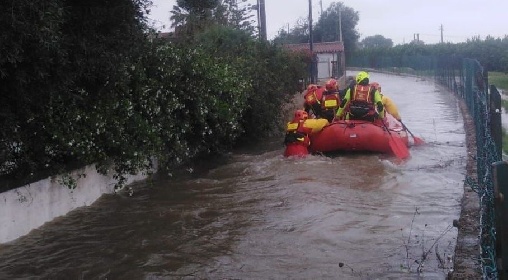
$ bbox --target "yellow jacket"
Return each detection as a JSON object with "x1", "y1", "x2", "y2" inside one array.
[{"x1": 381, "y1": 95, "x2": 401, "y2": 120}]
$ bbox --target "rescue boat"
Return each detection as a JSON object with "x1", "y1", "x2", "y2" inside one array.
[{"x1": 308, "y1": 114, "x2": 410, "y2": 157}]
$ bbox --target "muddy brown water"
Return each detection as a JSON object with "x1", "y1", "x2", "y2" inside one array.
[{"x1": 0, "y1": 73, "x2": 467, "y2": 279}]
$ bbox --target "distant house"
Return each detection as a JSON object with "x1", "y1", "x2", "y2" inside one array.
[
  {"x1": 283, "y1": 41, "x2": 345, "y2": 81},
  {"x1": 147, "y1": 31, "x2": 174, "y2": 42},
  {"x1": 156, "y1": 32, "x2": 173, "y2": 40}
]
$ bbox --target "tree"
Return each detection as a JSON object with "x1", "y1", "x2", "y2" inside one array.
[
  {"x1": 170, "y1": 0, "x2": 255, "y2": 39},
  {"x1": 272, "y1": 17, "x2": 310, "y2": 45},
  {"x1": 361, "y1": 35, "x2": 393, "y2": 49},
  {"x1": 313, "y1": 2, "x2": 360, "y2": 53},
  {"x1": 176, "y1": 0, "x2": 219, "y2": 15},
  {"x1": 213, "y1": 0, "x2": 256, "y2": 34},
  {"x1": 272, "y1": 2, "x2": 360, "y2": 55},
  {"x1": 170, "y1": 0, "x2": 219, "y2": 36}
]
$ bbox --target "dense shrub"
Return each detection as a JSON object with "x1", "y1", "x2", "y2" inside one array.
[
  {"x1": 138, "y1": 43, "x2": 250, "y2": 171},
  {"x1": 0, "y1": 2, "x2": 307, "y2": 190},
  {"x1": 0, "y1": 0, "x2": 151, "y2": 188},
  {"x1": 194, "y1": 26, "x2": 307, "y2": 140}
]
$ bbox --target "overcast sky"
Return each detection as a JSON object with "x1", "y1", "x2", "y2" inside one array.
[{"x1": 148, "y1": 0, "x2": 507, "y2": 45}]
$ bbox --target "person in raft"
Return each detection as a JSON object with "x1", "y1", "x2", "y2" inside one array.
[
  {"x1": 320, "y1": 78, "x2": 341, "y2": 122},
  {"x1": 303, "y1": 84, "x2": 324, "y2": 118},
  {"x1": 284, "y1": 109, "x2": 312, "y2": 157},
  {"x1": 370, "y1": 82, "x2": 402, "y2": 121},
  {"x1": 335, "y1": 71, "x2": 385, "y2": 122}
]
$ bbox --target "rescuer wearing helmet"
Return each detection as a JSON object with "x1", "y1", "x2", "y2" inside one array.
[
  {"x1": 370, "y1": 82, "x2": 402, "y2": 121},
  {"x1": 321, "y1": 79, "x2": 341, "y2": 122},
  {"x1": 335, "y1": 71, "x2": 385, "y2": 122},
  {"x1": 283, "y1": 109, "x2": 312, "y2": 157},
  {"x1": 325, "y1": 78, "x2": 338, "y2": 92},
  {"x1": 303, "y1": 84, "x2": 324, "y2": 118}
]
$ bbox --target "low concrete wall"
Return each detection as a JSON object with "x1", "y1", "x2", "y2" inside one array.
[{"x1": 0, "y1": 164, "x2": 154, "y2": 244}]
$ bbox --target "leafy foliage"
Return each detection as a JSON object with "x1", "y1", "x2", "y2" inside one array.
[
  {"x1": 272, "y1": 17, "x2": 311, "y2": 44},
  {"x1": 171, "y1": 0, "x2": 219, "y2": 36},
  {"x1": 0, "y1": 0, "x2": 308, "y2": 191},
  {"x1": 141, "y1": 43, "x2": 250, "y2": 168},
  {"x1": 361, "y1": 35, "x2": 394, "y2": 49},
  {"x1": 214, "y1": 0, "x2": 256, "y2": 33},
  {"x1": 350, "y1": 36, "x2": 508, "y2": 73},
  {"x1": 313, "y1": 2, "x2": 360, "y2": 55},
  {"x1": 272, "y1": 2, "x2": 360, "y2": 57},
  {"x1": 194, "y1": 26, "x2": 307, "y2": 140},
  {"x1": 171, "y1": 0, "x2": 255, "y2": 39},
  {"x1": 0, "y1": 0, "x2": 151, "y2": 188}
]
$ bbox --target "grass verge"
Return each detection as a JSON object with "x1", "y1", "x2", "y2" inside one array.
[
  {"x1": 490, "y1": 72, "x2": 508, "y2": 155},
  {"x1": 503, "y1": 128, "x2": 508, "y2": 155},
  {"x1": 489, "y1": 71, "x2": 508, "y2": 92}
]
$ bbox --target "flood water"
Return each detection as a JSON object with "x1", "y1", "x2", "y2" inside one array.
[{"x1": 0, "y1": 73, "x2": 467, "y2": 279}]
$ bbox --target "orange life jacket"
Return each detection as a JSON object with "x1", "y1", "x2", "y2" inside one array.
[
  {"x1": 349, "y1": 85, "x2": 376, "y2": 119},
  {"x1": 304, "y1": 87, "x2": 325, "y2": 118},
  {"x1": 352, "y1": 85, "x2": 374, "y2": 103},
  {"x1": 304, "y1": 88, "x2": 323, "y2": 106},
  {"x1": 285, "y1": 120, "x2": 311, "y2": 146},
  {"x1": 321, "y1": 91, "x2": 340, "y2": 110}
]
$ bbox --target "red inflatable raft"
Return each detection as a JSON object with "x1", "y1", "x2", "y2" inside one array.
[{"x1": 309, "y1": 115, "x2": 410, "y2": 157}]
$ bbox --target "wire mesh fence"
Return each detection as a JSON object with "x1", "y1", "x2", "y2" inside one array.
[{"x1": 350, "y1": 54, "x2": 502, "y2": 279}]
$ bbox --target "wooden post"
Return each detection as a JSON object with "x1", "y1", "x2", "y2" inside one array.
[
  {"x1": 308, "y1": 0, "x2": 315, "y2": 83},
  {"x1": 259, "y1": 0, "x2": 267, "y2": 41},
  {"x1": 492, "y1": 161, "x2": 508, "y2": 279}
]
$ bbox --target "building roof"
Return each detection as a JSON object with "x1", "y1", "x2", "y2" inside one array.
[
  {"x1": 283, "y1": 41, "x2": 344, "y2": 53},
  {"x1": 157, "y1": 32, "x2": 172, "y2": 39}
]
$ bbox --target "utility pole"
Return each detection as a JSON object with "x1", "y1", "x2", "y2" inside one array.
[
  {"x1": 258, "y1": 0, "x2": 267, "y2": 40},
  {"x1": 338, "y1": 5, "x2": 345, "y2": 78},
  {"x1": 256, "y1": 0, "x2": 260, "y2": 37},
  {"x1": 440, "y1": 24, "x2": 444, "y2": 43},
  {"x1": 338, "y1": 6, "x2": 343, "y2": 42},
  {"x1": 309, "y1": 0, "x2": 315, "y2": 83}
]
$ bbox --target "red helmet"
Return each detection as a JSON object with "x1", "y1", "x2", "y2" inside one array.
[
  {"x1": 371, "y1": 82, "x2": 381, "y2": 92},
  {"x1": 307, "y1": 84, "x2": 318, "y2": 92},
  {"x1": 325, "y1": 79, "x2": 338, "y2": 91},
  {"x1": 294, "y1": 109, "x2": 308, "y2": 121}
]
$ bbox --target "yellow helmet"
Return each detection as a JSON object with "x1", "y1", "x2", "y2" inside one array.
[{"x1": 356, "y1": 71, "x2": 370, "y2": 84}]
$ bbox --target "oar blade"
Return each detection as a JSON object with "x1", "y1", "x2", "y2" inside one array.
[
  {"x1": 388, "y1": 136, "x2": 410, "y2": 159},
  {"x1": 412, "y1": 136, "x2": 425, "y2": 146},
  {"x1": 400, "y1": 121, "x2": 424, "y2": 146}
]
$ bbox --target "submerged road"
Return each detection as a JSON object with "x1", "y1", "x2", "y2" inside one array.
[{"x1": 0, "y1": 73, "x2": 467, "y2": 279}]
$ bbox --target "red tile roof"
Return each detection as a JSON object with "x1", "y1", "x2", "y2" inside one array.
[{"x1": 283, "y1": 41, "x2": 344, "y2": 53}]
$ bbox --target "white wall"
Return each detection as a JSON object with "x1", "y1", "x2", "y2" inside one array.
[
  {"x1": 317, "y1": 53, "x2": 335, "y2": 80},
  {"x1": 0, "y1": 164, "x2": 155, "y2": 244}
]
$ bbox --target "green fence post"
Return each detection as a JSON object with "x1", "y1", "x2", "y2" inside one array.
[{"x1": 492, "y1": 161, "x2": 508, "y2": 279}]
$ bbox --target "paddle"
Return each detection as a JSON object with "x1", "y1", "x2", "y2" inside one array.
[
  {"x1": 382, "y1": 121, "x2": 410, "y2": 159},
  {"x1": 400, "y1": 121, "x2": 424, "y2": 146}
]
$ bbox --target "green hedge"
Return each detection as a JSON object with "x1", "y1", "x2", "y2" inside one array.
[{"x1": 0, "y1": 2, "x2": 307, "y2": 190}]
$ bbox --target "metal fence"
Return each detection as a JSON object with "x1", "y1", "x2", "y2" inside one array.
[
  {"x1": 455, "y1": 59, "x2": 501, "y2": 280},
  {"x1": 350, "y1": 54, "x2": 505, "y2": 279}
]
